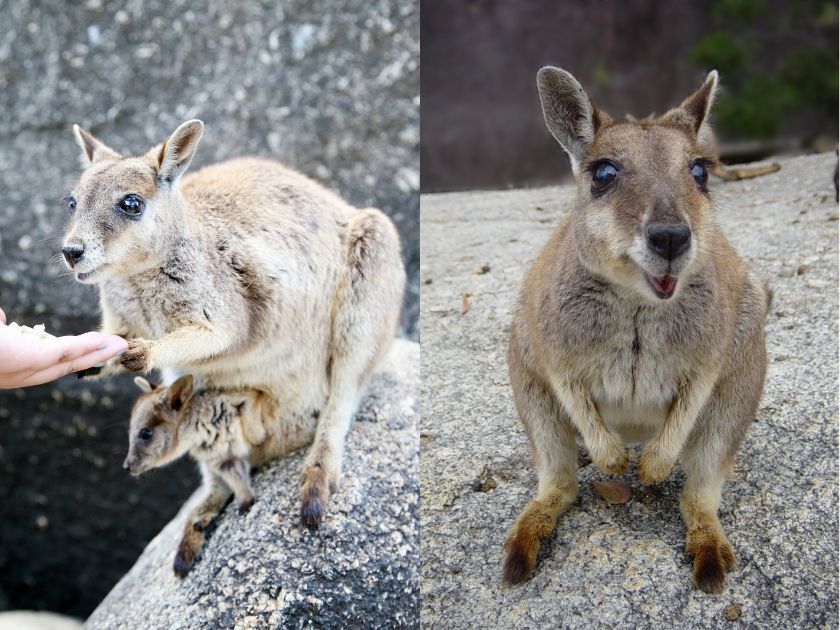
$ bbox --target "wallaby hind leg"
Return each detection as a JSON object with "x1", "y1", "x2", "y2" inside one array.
[
  {"x1": 679, "y1": 330, "x2": 765, "y2": 593},
  {"x1": 174, "y1": 466, "x2": 232, "y2": 578},
  {"x1": 300, "y1": 208, "x2": 405, "y2": 528},
  {"x1": 216, "y1": 458, "x2": 256, "y2": 515},
  {"x1": 503, "y1": 328, "x2": 579, "y2": 583}
]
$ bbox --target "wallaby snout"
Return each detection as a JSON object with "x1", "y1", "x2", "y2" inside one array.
[
  {"x1": 61, "y1": 244, "x2": 85, "y2": 268},
  {"x1": 646, "y1": 223, "x2": 691, "y2": 261}
]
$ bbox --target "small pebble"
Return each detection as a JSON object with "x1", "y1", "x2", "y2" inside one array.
[{"x1": 723, "y1": 603, "x2": 742, "y2": 621}]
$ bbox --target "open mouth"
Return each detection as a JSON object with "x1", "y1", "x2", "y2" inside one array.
[
  {"x1": 645, "y1": 273, "x2": 678, "y2": 300},
  {"x1": 76, "y1": 266, "x2": 103, "y2": 282}
]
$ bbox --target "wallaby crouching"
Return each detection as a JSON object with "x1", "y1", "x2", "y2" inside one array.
[
  {"x1": 503, "y1": 68, "x2": 769, "y2": 593},
  {"x1": 124, "y1": 375, "x2": 317, "y2": 577},
  {"x1": 61, "y1": 120, "x2": 405, "y2": 527}
]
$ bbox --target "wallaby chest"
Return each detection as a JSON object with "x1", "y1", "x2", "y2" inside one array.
[
  {"x1": 104, "y1": 271, "x2": 209, "y2": 338},
  {"x1": 539, "y1": 270, "x2": 722, "y2": 417}
]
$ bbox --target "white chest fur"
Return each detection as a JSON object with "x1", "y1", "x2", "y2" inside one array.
[{"x1": 584, "y1": 303, "x2": 694, "y2": 445}]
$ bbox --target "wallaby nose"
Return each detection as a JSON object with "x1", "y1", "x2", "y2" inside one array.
[
  {"x1": 61, "y1": 244, "x2": 85, "y2": 268},
  {"x1": 122, "y1": 459, "x2": 133, "y2": 472},
  {"x1": 646, "y1": 223, "x2": 691, "y2": 261}
]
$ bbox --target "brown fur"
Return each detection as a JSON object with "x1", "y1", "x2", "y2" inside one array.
[{"x1": 503, "y1": 68, "x2": 768, "y2": 591}]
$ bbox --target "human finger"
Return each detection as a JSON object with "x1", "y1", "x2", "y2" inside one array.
[
  {"x1": 31, "y1": 333, "x2": 127, "y2": 371},
  {"x1": 17, "y1": 343, "x2": 126, "y2": 386}
]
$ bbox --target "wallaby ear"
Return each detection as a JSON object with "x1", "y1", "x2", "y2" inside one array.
[
  {"x1": 166, "y1": 374, "x2": 194, "y2": 411},
  {"x1": 677, "y1": 70, "x2": 719, "y2": 133},
  {"x1": 133, "y1": 376, "x2": 155, "y2": 393},
  {"x1": 662, "y1": 71, "x2": 719, "y2": 153},
  {"x1": 537, "y1": 67, "x2": 611, "y2": 174},
  {"x1": 166, "y1": 375, "x2": 194, "y2": 411},
  {"x1": 73, "y1": 124, "x2": 121, "y2": 164},
  {"x1": 156, "y1": 120, "x2": 204, "y2": 186}
]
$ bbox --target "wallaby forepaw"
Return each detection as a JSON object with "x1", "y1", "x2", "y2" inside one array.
[
  {"x1": 593, "y1": 444, "x2": 629, "y2": 475},
  {"x1": 637, "y1": 448, "x2": 675, "y2": 484},
  {"x1": 121, "y1": 339, "x2": 152, "y2": 372}
]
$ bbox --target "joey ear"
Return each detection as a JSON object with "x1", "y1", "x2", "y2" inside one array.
[
  {"x1": 156, "y1": 119, "x2": 204, "y2": 186},
  {"x1": 537, "y1": 67, "x2": 611, "y2": 174},
  {"x1": 133, "y1": 376, "x2": 155, "y2": 393},
  {"x1": 166, "y1": 375, "x2": 194, "y2": 411},
  {"x1": 72, "y1": 125, "x2": 121, "y2": 164}
]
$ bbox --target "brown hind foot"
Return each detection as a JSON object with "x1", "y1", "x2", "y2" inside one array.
[
  {"x1": 173, "y1": 534, "x2": 202, "y2": 578},
  {"x1": 687, "y1": 532, "x2": 736, "y2": 593},
  {"x1": 502, "y1": 525, "x2": 540, "y2": 584},
  {"x1": 299, "y1": 462, "x2": 336, "y2": 529},
  {"x1": 237, "y1": 495, "x2": 256, "y2": 515},
  {"x1": 502, "y1": 495, "x2": 570, "y2": 584}
]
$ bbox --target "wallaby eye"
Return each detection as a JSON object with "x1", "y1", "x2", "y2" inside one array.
[
  {"x1": 117, "y1": 194, "x2": 145, "y2": 218},
  {"x1": 690, "y1": 160, "x2": 708, "y2": 186},
  {"x1": 65, "y1": 196, "x2": 77, "y2": 213},
  {"x1": 591, "y1": 161, "x2": 619, "y2": 193},
  {"x1": 138, "y1": 427, "x2": 154, "y2": 441}
]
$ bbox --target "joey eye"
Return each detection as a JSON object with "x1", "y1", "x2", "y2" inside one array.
[
  {"x1": 592, "y1": 161, "x2": 619, "y2": 193},
  {"x1": 65, "y1": 196, "x2": 77, "y2": 213},
  {"x1": 690, "y1": 160, "x2": 708, "y2": 186},
  {"x1": 117, "y1": 194, "x2": 145, "y2": 218},
  {"x1": 138, "y1": 427, "x2": 153, "y2": 441}
]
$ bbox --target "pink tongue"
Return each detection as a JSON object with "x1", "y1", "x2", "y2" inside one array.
[{"x1": 653, "y1": 275, "x2": 677, "y2": 294}]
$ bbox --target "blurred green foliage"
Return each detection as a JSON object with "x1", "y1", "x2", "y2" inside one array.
[
  {"x1": 593, "y1": 62, "x2": 612, "y2": 87},
  {"x1": 689, "y1": 0, "x2": 838, "y2": 139}
]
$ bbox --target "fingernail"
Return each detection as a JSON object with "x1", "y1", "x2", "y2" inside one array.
[{"x1": 93, "y1": 363, "x2": 104, "y2": 368}]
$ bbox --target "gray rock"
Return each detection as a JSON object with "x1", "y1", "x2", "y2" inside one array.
[
  {"x1": 85, "y1": 339, "x2": 419, "y2": 630},
  {"x1": 419, "y1": 153, "x2": 838, "y2": 628},
  {"x1": 0, "y1": 0, "x2": 417, "y2": 616}
]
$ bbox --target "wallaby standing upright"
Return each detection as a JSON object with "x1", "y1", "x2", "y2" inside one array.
[
  {"x1": 503, "y1": 68, "x2": 769, "y2": 593},
  {"x1": 61, "y1": 120, "x2": 405, "y2": 528},
  {"x1": 124, "y1": 375, "x2": 316, "y2": 576}
]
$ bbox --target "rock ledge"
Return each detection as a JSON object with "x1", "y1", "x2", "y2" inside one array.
[{"x1": 86, "y1": 339, "x2": 419, "y2": 630}]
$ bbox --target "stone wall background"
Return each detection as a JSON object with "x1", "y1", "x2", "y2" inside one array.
[{"x1": 0, "y1": 0, "x2": 418, "y2": 618}]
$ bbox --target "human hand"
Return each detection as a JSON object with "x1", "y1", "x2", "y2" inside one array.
[{"x1": 0, "y1": 307, "x2": 128, "y2": 388}]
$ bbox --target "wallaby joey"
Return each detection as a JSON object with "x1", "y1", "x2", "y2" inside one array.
[
  {"x1": 62, "y1": 120, "x2": 405, "y2": 528},
  {"x1": 125, "y1": 375, "x2": 315, "y2": 577},
  {"x1": 503, "y1": 68, "x2": 769, "y2": 593}
]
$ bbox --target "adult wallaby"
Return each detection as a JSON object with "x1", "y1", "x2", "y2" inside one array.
[
  {"x1": 502, "y1": 68, "x2": 769, "y2": 593},
  {"x1": 61, "y1": 120, "x2": 405, "y2": 527}
]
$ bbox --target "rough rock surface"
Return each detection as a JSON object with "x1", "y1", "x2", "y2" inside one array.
[
  {"x1": 420, "y1": 153, "x2": 838, "y2": 628},
  {"x1": 0, "y1": 0, "x2": 417, "y2": 617},
  {"x1": 86, "y1": 339, "x2": 419, "y2": 629}
]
